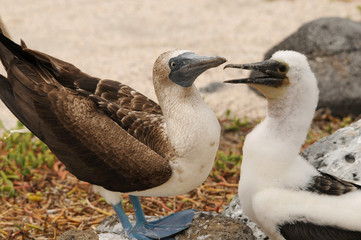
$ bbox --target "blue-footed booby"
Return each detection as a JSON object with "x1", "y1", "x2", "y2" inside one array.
[
  {"x1": 224, "y1": 51, "x2": 361, "y2": 240},
  {"x1": 0, "y1": 29, "x2": 226, "y2": 239}
]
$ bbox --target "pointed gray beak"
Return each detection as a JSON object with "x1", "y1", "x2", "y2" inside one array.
[{"x1": 169, "y1": 53, "x2": 227, "y2": 87}]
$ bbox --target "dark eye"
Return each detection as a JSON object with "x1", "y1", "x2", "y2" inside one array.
[
  {"x1": 277, "y1": 65, "x2": 287, "y2": 74},
  {"x1": 170, "y1": 62, "x2": 176, "y2": 68}
]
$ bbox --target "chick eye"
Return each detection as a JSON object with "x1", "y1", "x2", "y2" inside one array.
[
  {"x1": 170, "y1": 62, "x2": 176, "y2": 68},
  {"x1": 277, "y1": 64, "x2": 287, "y2": 74}
]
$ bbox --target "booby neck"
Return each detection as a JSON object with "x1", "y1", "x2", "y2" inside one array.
[
  {"x1": 263, "y1": 77, "x2": 319, "y2": 150},
  {"x1": 153, "y1": 50, "x2": 212, "y2": 119},
  {"x1": 157, "y1": 83, "x2": 215, "y2": 159},
  {"x1": 154, "y1": 75, "x2": 205, "y2": 119},
  {"x1": 152, "y1": 50, "x2": 222, "y2": 158}
]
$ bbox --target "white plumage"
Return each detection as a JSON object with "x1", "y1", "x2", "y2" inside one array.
[{"x1": 225, "y1": 50, "x2": 361, "y2": 240}]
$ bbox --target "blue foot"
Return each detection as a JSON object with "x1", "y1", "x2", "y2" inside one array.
[
  {"x1": 113, "y1": 196, "x2": 195, "y2": 240},
  {"x1": 134, "y1": 209, "x2": 196, "y2": 239}
]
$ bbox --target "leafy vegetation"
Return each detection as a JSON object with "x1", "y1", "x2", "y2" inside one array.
[
  {"x1": 0, "y1": 122, "x2": 55, "y2": 197},
  {"x1": 222, "y1": 109, "x2": 254, "y2": 132}
]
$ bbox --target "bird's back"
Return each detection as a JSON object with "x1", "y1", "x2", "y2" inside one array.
[{"x1": 0, "y1": 30, "x2": 174, "y2": 193}]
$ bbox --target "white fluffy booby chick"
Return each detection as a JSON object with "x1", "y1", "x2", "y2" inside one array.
[
  {"x1": 0, "y1": 29, "x2": 226, "y2": 240},
  {"x1": 224, "y1": 50, "x2": 361, "y2": 240}
]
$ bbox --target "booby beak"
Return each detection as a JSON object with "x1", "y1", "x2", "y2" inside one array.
[
  {"x1": 223, "y1": 59, "x2": 288, "y2": 88},
  {"x1": 169, "y1": 53, "x2": 227, "y2": 87}
]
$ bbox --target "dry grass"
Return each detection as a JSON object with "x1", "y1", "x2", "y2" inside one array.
[{"x1": 0, "y1": 111, "x2": 356, "y2": 239}]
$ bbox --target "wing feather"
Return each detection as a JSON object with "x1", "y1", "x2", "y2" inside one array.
[
  {"x1": 24, "y1": 48, "x2": 162, "y2": 114},
  {"x1": 279, "y1": 221, "x2": 361, "y2": 240},
  {"x1": 0, "y1": 31, "x2": 173, "y2": 192},
  {"x1": 307, "y1": 171, "x2": 361, "y2": 196}
]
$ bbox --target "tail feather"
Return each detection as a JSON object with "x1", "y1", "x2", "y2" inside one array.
[
  {"x1": 0, "y1": 30, "x2": 102, "y2": 146},
  {"x1": 0, "y1": 30, "x2": 102, "y2": 140},
  {"x1": 24, "y1": 47, "x2": 101, "y2": 90},
  {"x1": 0, "y1": 74, "x2": 33, "y2": 128},
  {"x1": 0, "y1": 17, "x2": 11, "y2": 39},
  {"x1": 0, "y1": 31, "x2": 60, "y2": 140},
  {"x1": 0, "y1": 30, "x2": 36, "y2": 70},
  {"x1": 0, "y1": 29, "x2": 99, "y2": 90}
]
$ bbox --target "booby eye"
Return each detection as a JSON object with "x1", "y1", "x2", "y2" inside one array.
[
  {"x1": 277, "y1": 64, "x2": 287, "y2": 74},
  {"x1": 170, "y1": 62, "x2": 176, "y2": 68}
]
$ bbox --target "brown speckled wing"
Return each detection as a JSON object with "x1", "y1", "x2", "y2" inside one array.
[
  {"x1": 23, "y1": 48, "x2": 162, "y2": 114},
  {"x1": 307, "y1": 171, "x2": 361, "y2": 196},
  {"x1": 0, "y1": 32, "x2": 172, "y2": 192},
  {"x1": 76, "y1": 90, "x2": 175, "y2": 159},
  {"x1": 92, "y1": 79, "x2": 162, "y2": 114}
]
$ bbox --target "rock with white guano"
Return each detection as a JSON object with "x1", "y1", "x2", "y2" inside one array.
[
  {"x1": 301, "y1": 118, "x2": 361, "y2": 184},
  {"x1": 58, "y1": 211, "x2": 257, "y2": 240},
  {"x1": 222, "y1": 196, "x2": 268, "y2": 240},
  {"x1": 93, "y1": 211, "x2": 255, "y2": 240}
]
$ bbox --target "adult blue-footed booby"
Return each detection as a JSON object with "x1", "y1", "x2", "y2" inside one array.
[
  {"x1": 0, "y1": 30, "x2": 226, "y2": 239},
  {"x1": 224, "y1": 51, "x2": 361, "y2": 240}
]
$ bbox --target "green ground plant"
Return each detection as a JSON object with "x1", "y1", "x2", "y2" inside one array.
[{"x1": 0, "y1": 122, "x2": 55, "y2": 197}]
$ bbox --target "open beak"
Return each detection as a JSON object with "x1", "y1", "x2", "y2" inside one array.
[
  {"x1": 223, "y1": 59, "x2": 287, "y2": 87},
  {"x1": 170, "y1": 53, "x2": 227, "y2": 87}
]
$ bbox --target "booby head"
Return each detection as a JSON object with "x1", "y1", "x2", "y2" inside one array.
[
  {"x1": 224, "y1": 50, "x2": 317, "y2": 100},
  {"x1": 154, "y1": 50, "x2": 226, "y2": 88}
]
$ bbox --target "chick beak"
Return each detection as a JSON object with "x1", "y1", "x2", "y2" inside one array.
[{"x1": 223, "y1": 59, "x2": 287, "y2": 87}]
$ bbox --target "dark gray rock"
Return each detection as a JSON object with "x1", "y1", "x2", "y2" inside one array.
[
  {"x1": 176, "y1": 211, "x2": 254, "y2": 240},
  {"x1": 251, "y1": 17, "x2": 361, "y2": 116},
  {"x1": 95, "y1": 211, "x2": 254, "y2": 240},
  {"x1": 59, "y1": 229, "x2": 99, "y2": 240},
  {"x1": 199, "y1": 82, "x2": 225, "y2": 94},
  {"x1": 301, "y1": 118, "x2": 361, "y2": 182}
]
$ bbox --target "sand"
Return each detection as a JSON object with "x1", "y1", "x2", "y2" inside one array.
[{"x1": 0, "y1": 0, "x2": 360, "y2": 130}]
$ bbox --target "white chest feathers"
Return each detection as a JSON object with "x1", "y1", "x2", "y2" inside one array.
[{"x1": 131, "y1": 95, "x2": 220, "y2": 197}]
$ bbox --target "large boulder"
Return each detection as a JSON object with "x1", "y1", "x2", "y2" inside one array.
[{"x1": 251, "y1": 17, "x2": 361, "y2": 117}]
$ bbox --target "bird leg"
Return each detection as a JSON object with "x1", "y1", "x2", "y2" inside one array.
[
  {"x1": 113, "y1": 200, "x2": 154, "y2": 240},
  {"x1": 124, "y1": 195, "x2": 195, "y2": 239},
  {"x1": 112, "y1": 200, "x2": 133, "y2": 233}
]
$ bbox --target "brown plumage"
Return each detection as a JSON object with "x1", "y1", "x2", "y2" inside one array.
[
  {"x1": 0, "y1": 30, "x2": 175, "y2": 192},
  {"x1": 307, "y1": 171, "x2": 361, "y2": 196}
]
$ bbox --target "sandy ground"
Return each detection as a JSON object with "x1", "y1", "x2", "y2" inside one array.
[{"x1": 0, "y1": 0, "x2": 360, "y2": 130}]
